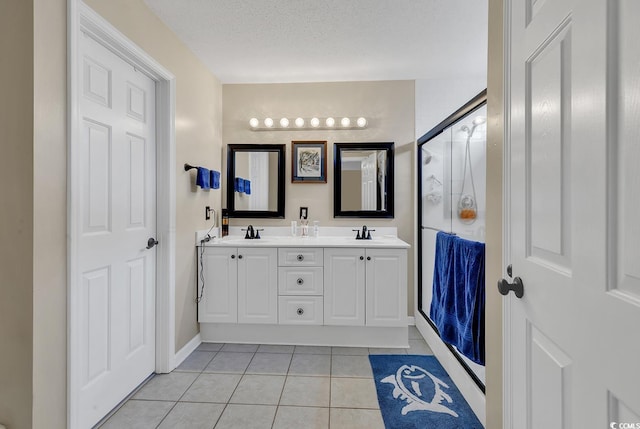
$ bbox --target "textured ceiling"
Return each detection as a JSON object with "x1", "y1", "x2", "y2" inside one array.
[{"x1": 143, "y1": 0, "x2": 488, "y2": 84}]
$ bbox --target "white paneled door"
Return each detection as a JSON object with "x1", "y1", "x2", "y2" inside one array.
[
  {"x1": 507, "y1": 0, "x2": 640, "y2": 427},
  {"x1": 76, "y1": 33, "x2": 156, "y2": 428}
]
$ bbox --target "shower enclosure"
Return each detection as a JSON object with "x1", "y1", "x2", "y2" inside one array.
[{"x1": 417, "y1": 90, "x2": 487, "y2": 390}]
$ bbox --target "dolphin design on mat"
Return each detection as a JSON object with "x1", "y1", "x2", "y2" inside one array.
[{"x1": 381, "y1": 364, "x2": 459, "y2": 417}]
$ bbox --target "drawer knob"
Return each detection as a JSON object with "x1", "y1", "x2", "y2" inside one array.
[
  {"x1": 296, "y1": 308, "x2": 304, "y2": 315},
  {"x1": 296, "y1": 254, "x2": 304, "y2": 262},
  {"x1": 296, "y1": 278, "x2": 304, "y2": 285}
]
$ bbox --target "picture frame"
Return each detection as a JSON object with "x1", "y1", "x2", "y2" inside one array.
[{"x1": 291, "y1": 140, "x2": 327, "y2": 183}]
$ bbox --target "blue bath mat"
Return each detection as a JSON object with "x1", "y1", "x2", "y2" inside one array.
[{"x1": 369, "y1": 355, "x2": 483, "y2": 429}]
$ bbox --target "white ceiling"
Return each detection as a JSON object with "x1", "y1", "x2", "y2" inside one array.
[{"x1": 143, "y1": 0, "x2": 488, "y2": 84}]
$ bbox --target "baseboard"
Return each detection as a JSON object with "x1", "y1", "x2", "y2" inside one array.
[
  {"x1": 173, "y1": 333, "x2": 201, "y2": 369},
  {"x1": 407, "y1": 316, "x2": 416, "y2": 326}
]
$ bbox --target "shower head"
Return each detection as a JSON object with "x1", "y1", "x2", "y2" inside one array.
[
  {"x1": 461, "y1": 115, "x2": 486, "y2": 139},
  {"x1": 473, "y1": 116, "x2": 486, "y2": 126}
]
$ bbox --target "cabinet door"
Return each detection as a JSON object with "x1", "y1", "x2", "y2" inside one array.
[
  {"x1": 365, "y1": 248, "x2": 407, "y2": 327},
  {"x1": 237, "y1": 247, "x2": 278, "y2": 324},
  {"x1": 198, "y1": 247, "x2": 237, "y2": 323},
  {"x1": 324, "y1": 248, "x2": 365, "y2": 326}
]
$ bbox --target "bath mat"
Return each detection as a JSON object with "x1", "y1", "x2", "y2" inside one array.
[{"x1": 369, "y1": 355, "x2": 483, "y2": 429}]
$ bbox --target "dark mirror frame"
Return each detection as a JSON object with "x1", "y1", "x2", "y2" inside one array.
[
  {"x1": 226, "y1": 144, "x2": 286, "y2": 218},
  {"x1": 333, "y1": 142, "x2": 394, "y2": 218}
]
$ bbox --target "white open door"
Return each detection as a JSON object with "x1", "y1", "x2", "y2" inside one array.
[
  {"x1": 74, "y1": 31, "x2": 157, "y2": 428},
  {"x1": 506, "y1": 0, "x2": 640, "y2": 427}
]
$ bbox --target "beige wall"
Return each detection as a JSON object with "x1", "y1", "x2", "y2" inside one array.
[
  {"x1": 19, "y1": 0, "x2": 224, "y2": 427},
  {"x1": 0, "y1": 2, "x2": 35, "y2": 427},
  {"x1": 223, "y1": 81, "x2": 416, "y2": 314},
  {"x1": 485, "y1": 0, "x2": 504, "y2": 426},
  {"x1": 84, "y1": 0, "x2": 223, "y2": 355},
  {"x1": 33, "y1": 0, "x2": 67, "y2": 427}
]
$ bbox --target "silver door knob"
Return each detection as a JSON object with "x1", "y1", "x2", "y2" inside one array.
[{"x1": 146, "y1": 237, "x2": 159, "y2": 249}]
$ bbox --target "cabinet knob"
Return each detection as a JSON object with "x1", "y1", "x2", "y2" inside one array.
[
  {"x1": 296, "y1": 278, "x2": 304, "y2": 285},
  {"x1": 238, "y1": 254, "x2": 243, "y2": 259},
  {"x1": 367, "y1": 256, "x2": 371, "y2": 261},
  {"x1": 231, "y1": 254, "x2": 236, "y2": 259},
  {"x1": 296, "y1": 308, "x2": 304, "y2": 315},
  {"x1": 296, "y1": 254, "x2": 304, "y2": 262},
  {"x1": 360, "y1": 256, "x2": 364, "y2": 260}
]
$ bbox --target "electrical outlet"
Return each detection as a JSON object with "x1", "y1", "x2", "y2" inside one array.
[
  {"x1": 299, "y1": 206, "x2": 308, "y2": 219},
  {"x1": 205, "y1": 206, "x2": 211, "y2": 220}
]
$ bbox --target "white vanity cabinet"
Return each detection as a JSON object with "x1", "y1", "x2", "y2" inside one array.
[
  {"x1": 278, "y1": 248, "x2": 324, "y2": 325},
  {"x1": 197, "y1": 230, "x2": 410, "y2": 348},
  {"x1": 197, "y1": 247, "x2": 277, "y2": 325},
  {"x1": 364, "y1": 248, "x2": 407, "y2": 327},
  {"x1": 324, "y1": 248, "x2": 407, "y2": 327},
  {"x1": 237, "y1": 247, "x2": 278, "y2": 324},
  {"x1": 197, "y1": 247, "x2": 238, "y2": 323},
  {"x1": 323, "y1": 248, "x2": 366, "y2": 326}
]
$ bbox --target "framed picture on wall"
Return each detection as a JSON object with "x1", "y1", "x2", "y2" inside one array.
[{"x1": 291, "y1": 140, "x2": 327, "y2": 183}]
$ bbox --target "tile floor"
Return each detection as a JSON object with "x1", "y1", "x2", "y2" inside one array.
[{"x1": 98, "y1": 326, "x2": 432, "y2": 429}]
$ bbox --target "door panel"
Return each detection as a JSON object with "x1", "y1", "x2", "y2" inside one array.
[
  {"x1": 76, "y1": 33, "x2": 156, "y2": 428},
  {"x1": 508, "y1": 0, "x2": 640, "y2": 427}
]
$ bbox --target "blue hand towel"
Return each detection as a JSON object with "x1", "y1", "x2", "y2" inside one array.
[
  {"x1": 196, "y1": 167, "x2": 211, "y2": 189},
  {"x1": 244, "y1": 179, "x2": 251, "y2": 195},
  {"x1": 210, "y1": 170, "x2": 220, "y2": 189},
  {"x1": 430, "y1": 232, "x2": 485, "y2": 365},
  {"x1": 235, "y1": 177, "x2": 245, "y2": 193}
]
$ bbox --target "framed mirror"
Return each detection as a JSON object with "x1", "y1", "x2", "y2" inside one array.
[
  {"x1": 226, "y1": 144, "x2": 285, "y2": 218},
  {"x1": 334, "y1": 142, "x2": 394, "y2": 218}
]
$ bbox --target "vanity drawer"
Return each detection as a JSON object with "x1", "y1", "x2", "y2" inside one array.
[
  {"x1": 279, "y1": 267, "x2": 323, "y2": 295},
  {"x1": 278, "y1": 248, "x2": 323, "y2": 266},
  {"x1": 278, "y1": 296, "x2": 323, "y2": 325}
]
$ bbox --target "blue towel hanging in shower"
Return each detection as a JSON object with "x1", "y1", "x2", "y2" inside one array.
[
  {"x1": 196, "y1": 167, "x2": 211, "y2": 189},
  {"x1": 430, "y1": 232, "x2": 485, "y2": 365},
  {"x1": 244, "y1": 179, "x2": 251, "y2": 195}
]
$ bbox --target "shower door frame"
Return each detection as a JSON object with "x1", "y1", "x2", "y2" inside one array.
[{"x1": 416, "y1": 89, "x2": 487, "y2": 393}]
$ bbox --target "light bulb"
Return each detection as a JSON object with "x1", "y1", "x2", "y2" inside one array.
[
  {"x1": 310, "y1": 117, "x2": 320, "y2": 128},
  {"x1": 264, "y1": 117, "x2": 274, "y2": 128},
  {"x1": 356, "y1": 117, "x2": 367, "y2": 128},
  {"x1": 341, "y1": 117, "x2": 351, "y2": 127},
  {"x1": 295, "y1": 117, "x2": 305, "y2": 127},
  {"x1": 249, "y1": 118, "x2": 259, "y2": 128},
  {"x1": 326, "y1": 117, "x2": 335, "y2": 127},
  {"x1": 280, "y1": 117, "x2": 289, "y2": 127}
]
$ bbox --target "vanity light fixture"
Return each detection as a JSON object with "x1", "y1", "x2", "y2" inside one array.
[{"x1": 248, "y1": 116, "x2": 369, "y2": 131}]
